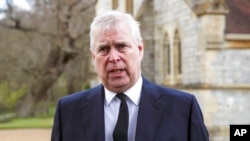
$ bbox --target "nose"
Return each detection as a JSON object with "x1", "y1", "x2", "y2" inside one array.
[{"x1": 108, "y1": 49, "x2": 120, "y2": 63}]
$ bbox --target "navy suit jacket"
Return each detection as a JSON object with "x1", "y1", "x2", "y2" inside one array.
[{"x1": 51, "y1": 77, "x2": 209, "y2": 141}]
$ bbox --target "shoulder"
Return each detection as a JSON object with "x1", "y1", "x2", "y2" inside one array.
[
  {"x1": 58, "y1": 84, "x2": 103, "y2": 106},
  {"x1": 142, "y1": 77, "x2": 195, "y2": 103}
]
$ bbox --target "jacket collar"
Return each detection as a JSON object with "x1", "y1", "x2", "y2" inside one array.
[
  {"x1": 79, "y1": 77, "x2": 166, "y2": 141},
  {"x1": 135, "y1": 77, "x2": 166, "y2": 141},
  {"x1": 80, "y1": 85, "x2": 105, "y2": 141}
]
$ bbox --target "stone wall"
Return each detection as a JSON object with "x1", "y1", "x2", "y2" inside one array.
[
  {"x1": 153, "y1": 0, "x2": 203, "y2": 85},
  {"x1": 147, "y1": 0, "x2": 250, "y2": 141},
  {"x1": 205, "y1": 49, "x2": 250, "y2": 85},
  {"x1": 94, "y1": 1, "x2": 250, "y2": 140},
  {"x1": 185, "y1": 88, "x2": 250, "y2": 141},
  {"x1": 139, "y1": 0, "x2": 155, "y2": 82}
]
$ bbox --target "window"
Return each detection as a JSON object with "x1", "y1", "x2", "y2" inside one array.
[
  {"x1": 173, "y1": 30, "x2": 182, "y2": 76},
  {"x1": 126, "y1": 0, "x2": 133, "y2": 14},
  {"x1": 163, "y1": 33, "x2": 171, "y2": 77},
  {"x1": 112, "y1": 0, "x2": 118, "y2": 10}
]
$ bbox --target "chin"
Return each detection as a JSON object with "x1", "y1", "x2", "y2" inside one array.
[{"x1": 110, "y1": 81, "x2": 130, "y2": 89}]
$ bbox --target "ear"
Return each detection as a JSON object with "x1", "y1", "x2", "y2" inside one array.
[
  {"x1": 90, "y1": 49, "x2": 95, "y2": 59},
  {"x1": 138, "y1": 40, "x2": 144, "y2": 58}
]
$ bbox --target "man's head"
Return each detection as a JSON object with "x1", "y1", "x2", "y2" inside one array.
[{"x1": 90, "y1": 11, "x2": 144, "y2": 93}]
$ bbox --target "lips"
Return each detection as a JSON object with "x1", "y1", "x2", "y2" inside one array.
[{"x1": 110, "y1": 69, "x2": 124, "y2": 74}]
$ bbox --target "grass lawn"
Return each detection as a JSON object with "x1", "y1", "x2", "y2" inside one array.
[
  {"x1": 0, "y1": 106, "x2": 55, "y2": 129},
  {"x1": 0, "y1": 117, "x2": 53, "y2": 129}
]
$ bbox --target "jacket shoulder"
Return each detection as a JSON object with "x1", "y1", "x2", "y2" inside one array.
[
  {"x1": 143, "y1": 77, "x2": 194, "y2": 102},
  {"x1": 58, "y1": 84, "x2": 103, "y2": 106}
]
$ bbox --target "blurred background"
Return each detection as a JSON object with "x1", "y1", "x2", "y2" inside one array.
[{"x1": 0, "y1": 0, "x2": 249, "y2": 141}]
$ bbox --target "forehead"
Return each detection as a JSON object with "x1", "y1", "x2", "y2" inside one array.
[
  {"x1": 96, "y1": 22, "x2": 130, "y2": 34},
  {"x1": 94, "y1": 23, "x2": 132, "y2": 42}
]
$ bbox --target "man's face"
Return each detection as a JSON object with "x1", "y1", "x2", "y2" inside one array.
[{"x1": 91, "y1": 23, "x2": 144, "y2": 93}]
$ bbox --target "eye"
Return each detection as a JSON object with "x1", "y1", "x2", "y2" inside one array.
[
  {"x1": 97, "y1": 46, "x2": 109, "y2": 55},
  {"x1": 117, "y1": 43, "x2": 128, "y2": 50},
  {"x1": 99, "y1": 47, "x2": 107, "y2": 52}
]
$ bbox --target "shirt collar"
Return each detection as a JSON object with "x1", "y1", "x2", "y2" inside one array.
[{"x1": 104, "y1": 76, "x2": 142, "y2": 106}]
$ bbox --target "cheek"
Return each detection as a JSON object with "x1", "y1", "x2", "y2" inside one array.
[
  {"x1": 95, "y1": 57, "x2": 106, "y2": 71},
  {"x1": 95, "y1": 60, "x2": 101, "y2": 69},
  {"x1": 127, "y1": 55, "x2": 141, "y2": 70}
]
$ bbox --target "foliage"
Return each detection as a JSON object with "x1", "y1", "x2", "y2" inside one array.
[
  {"x1": 50, "y1": 75, "x2": 68, "y2": 100},
  {"x1": 0, "y1": 82, "x2": 27, "y2": 111},
  {"x1": 83, "y1": 82, "x2": 91, "y2": 90}
]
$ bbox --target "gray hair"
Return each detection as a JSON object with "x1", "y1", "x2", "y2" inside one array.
[{"x1": 89, "y1": 10, "x2": 142, "y2": 50}]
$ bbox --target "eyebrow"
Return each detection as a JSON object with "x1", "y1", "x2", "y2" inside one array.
[
  {"x1": 96, "y1": 42, "x2": 109, "y2": 49},
  {"x1": 97, "y1": 40, "x2": 129, "y2": 47},
  {"x1": 115, "y1": 41, "x2": 128, "y2": 44},
  {"x1": 113, "y1": 40, "x2": 131, "y2": 46}
]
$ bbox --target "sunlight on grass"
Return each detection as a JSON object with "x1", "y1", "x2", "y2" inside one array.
[{"x1": 0, "y1": 117, "x2": 53, "y2": 129}]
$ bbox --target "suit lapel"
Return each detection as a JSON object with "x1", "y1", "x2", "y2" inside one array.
[
  {"x1": 78, "y1": 78, "x2": 166, "y2": 141},
  {"x1": 135, "y1": 78, "x2": 166, "y2": 141},
  {"x1": 80, "y1": 85, "x2": 105, "y2": 141}
]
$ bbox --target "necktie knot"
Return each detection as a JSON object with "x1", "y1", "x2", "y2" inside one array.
[{"x1": 116, "y1": 93, "x2": 126, "y2": 101}]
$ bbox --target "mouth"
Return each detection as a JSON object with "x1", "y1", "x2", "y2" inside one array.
[{"x1": 110, "y1": 69, "x2": 124, "y2": 74}]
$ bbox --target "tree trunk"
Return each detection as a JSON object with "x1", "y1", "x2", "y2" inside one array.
[
  {"x1": 12, "y1": 0, "x2": 97, "y2": 117},
  {"x1": 16, "y1": 46, "x2": 76, "y2": 117}
]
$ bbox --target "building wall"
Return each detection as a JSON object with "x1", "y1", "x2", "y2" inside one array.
[
  {"x1": 149, "y1": 0, "x2": 250, "y2": 141},
  {"x1": 95, "y1": 0, "x2": 112, "y2": 13},
  {"x1": 204, "y1": 49, "x2": 250, "y2": 85},
  {"x1": 93, "y1": 0, "x2": 250, "y2": 140},
  {"x1": 185, "y1": 88, "x2": 250, "y2": 141},
  {"x1": 138, "y1": 0, "x2": 155, "y2": 81},
  {"x1": 153, "y1": 0, "x2": 203, "y2": 85}
]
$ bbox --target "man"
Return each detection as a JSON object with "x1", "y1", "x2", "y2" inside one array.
[{"x1": 51, "y1": 10, "x2": 209, "y2": 141}]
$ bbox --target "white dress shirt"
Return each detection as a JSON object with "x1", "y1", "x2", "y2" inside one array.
[{"x1": 104, "y1": 76, "x2": 142, "y2": 141}]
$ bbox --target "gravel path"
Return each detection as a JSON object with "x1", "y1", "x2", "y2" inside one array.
[{"x1": 0, "y1": 129, "x2": 51, "y2": 141}]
